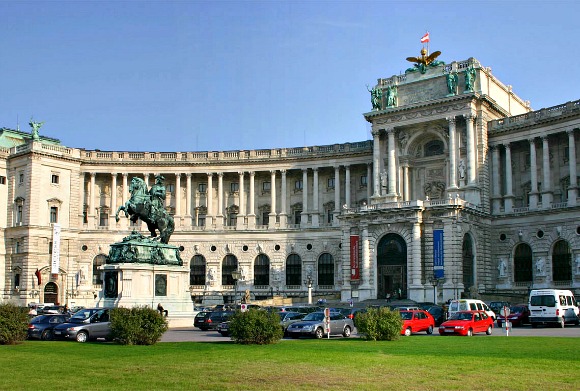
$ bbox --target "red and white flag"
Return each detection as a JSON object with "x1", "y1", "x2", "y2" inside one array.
[{"x1": 420, "y1": 32, "x2": 430, "y2": 43}]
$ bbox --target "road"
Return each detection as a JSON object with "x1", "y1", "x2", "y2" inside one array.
[{"x1": 160, "y1": 324, "x2": 580, "y2": 342}]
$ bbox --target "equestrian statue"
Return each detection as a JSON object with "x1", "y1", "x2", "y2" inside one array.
[{"x1": 115, "y1": 175, "x2": 175, "y2": 244}]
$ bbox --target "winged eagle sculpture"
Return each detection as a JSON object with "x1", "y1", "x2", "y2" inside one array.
[{"x1": 406, "y1": 48, "x2": 443, "y2": 74}]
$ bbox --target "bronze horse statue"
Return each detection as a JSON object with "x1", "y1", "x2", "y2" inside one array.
[{"x1": 115, "y1": 177, "x2": 175, "y2": 244}]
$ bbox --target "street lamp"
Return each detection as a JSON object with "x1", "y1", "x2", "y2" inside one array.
[
  {"x1": 306, "y1": 275, "x2": 313, "y2": 305},
  {"x1": 430, "y1": 278, "x2": 438, "y2": 305},
  {"x1": 231, "y1": 269, "x2": 242, "y2": 305}
]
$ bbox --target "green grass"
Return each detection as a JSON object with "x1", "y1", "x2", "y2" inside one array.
[{"x1": 2, "y1": 337, "x2": 579, "y2": 390}]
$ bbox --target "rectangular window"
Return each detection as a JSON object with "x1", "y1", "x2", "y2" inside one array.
[
  {"x1": 327, "y1": 178, "x2": 335, "y2": 188},
  {"x1": 15, "y1": 241, "x2": 21, "y2": 254},
  {"x1": 295, "y1": 180, "x2": 303, "y2": 190},
  {"x1": 167, "y1": 184, "x2": 175, "y2": 193},
  {"x1": 360, "y1": 175, "x2": 368, "y2": 186},
  {"x1": 230, "y1": 182, "x2": 239, "y2": 192},
  {"x1": 99, "y1": 211, "x2": 109, "y2": 227},
  {"x1": 262, "y1": 212, "x2": 269, "y2": 225},
  {"x1": 49, "y1": 241, "x2": 53, "y2": 254},
  {"x1": 294, "y1": 210, "x2": 302, "y2": 225},
  {"x1": 51, "y1": 174, "x2": 59, "y2": 184},
  {"x1": 229, "y1": 214, "x2": 237, "y2": 226},
  {"x1": 50, "y1": 207, "x2": 58, "y2": 223},
  {"x1": 19, "y1": 173, "x2": 24, "y2": 184},
  {"x1": 327, "y1": 210, "x2": 334, "y2": 224},
  {"x1": 198, "y1": 183, "x2": 207, "y2": 193},
  {"x1": 17, "y1": 205, "x2": 23, "y2": 224},
  {"x1": 197, "y1": 215, "x2": 206, "y2": 227},
  {"x1": 262, "y1": 181, "x2": 271, "y2": 191},
  {"x1": 0, "y1": 176, "x2": 6, "y2": 185}
]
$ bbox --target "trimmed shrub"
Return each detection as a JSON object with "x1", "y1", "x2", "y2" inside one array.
[
  {"x1": 110, "y1": 306, "x2": 168, "y2": 345},
  {"x1": 355, "y1": 307, "x2": 402, "y2": 341},
  {"x1": 0, "y1": 304, "x2": 28, "y2": 345},
  {"x1": 229, "y1": 309, "x2": 283, "y2": 345}
]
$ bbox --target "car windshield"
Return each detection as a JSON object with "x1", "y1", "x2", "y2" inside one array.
[
  {"x1": 450, "y1": 312, "x2": 473, "y2": 321},
  {"x1": 70, "y1": 309, "x2": 98, "y2": 321},
  {"x1": 303, "y1": 313, "x2": 325, "y2": 322},
  {"x1": 400, "y1": 312, "x2": 413, "y2": 320},
  {"x1": 510, "y1": 306, "x2": 525, "y2": 313},
  {"x1": 30, "y1": 315, "x2": 51, "y2": 323}
]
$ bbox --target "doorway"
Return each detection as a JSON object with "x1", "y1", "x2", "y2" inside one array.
[
  {"x1": 377, "y1": 233, "x2": 407, "y2": 299},
  {"x1": 43, "y1": 282, "x2": 59, "y2": 304}
]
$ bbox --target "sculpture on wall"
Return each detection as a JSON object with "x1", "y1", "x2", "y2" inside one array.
[
  {"x1": 498, "y1": 258, "x2": 507, "y2": 277},
  {"x1": 464, "y1": 65, "x2": 476, "y2": 92},
  {"x1": 367, "y1": 84, "x2": 382, "y2": 110},
  {"x1": 535, "y1": 258, "x2": 545, "y2": 275},
  {"x1": 406, "y1": 48, "x2": 444, "y2": 74},
  {"x1": 446, "y1": 72, "x2": 459, "y2": 95}
]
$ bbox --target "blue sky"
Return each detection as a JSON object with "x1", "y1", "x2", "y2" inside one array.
[{"x1": 1, "y1": 0, "x2": 578, "y2": 152}]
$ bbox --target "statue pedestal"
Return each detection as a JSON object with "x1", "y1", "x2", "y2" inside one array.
[{"x1": 100, "y1": 231, "x2": 194, "y2": 327}]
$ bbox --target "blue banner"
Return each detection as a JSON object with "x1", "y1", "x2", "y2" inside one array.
[{"x1": 433, "y1": 229, "x2": 444, "y2": 279}]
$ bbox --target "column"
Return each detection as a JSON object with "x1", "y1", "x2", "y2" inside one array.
[
  {"x1": 122, "y1": 173, "x2": 128, "y2": 205},
  {"x1": 403, "y1": 164, "x2": 410, "y2": 202},
  {"x1": 491, "y1": 146, "x2": 501, "y2": 214},
  {"x1": 237, "y1": 172, "x2": 245, "y2": 229},
  {"x1": 447, "y1": 117, "x2": 458, "y2": 189},
  {"x1": 366, "y1": 163, "x2": 372, "y2": 203},
  {"x1": 334, "y1": 166, "x2": 340, "y2": 213},
  {"x1": 186, "y1": 173, "x2": 192, "y2": 217},
  {"x1": 529, "y1": 139, "x2": 539, "y2": 209},
  {"x1": 372, "y1": 129, "x2": 381, "y2": 197},
  {"x1": 279, "y1": 170, "x2": 288, "y2": 228},
  {"x1": 111, "y1": 173, "x2": 117, "y2": 224},
  {"x1": 567, "y1": 130, "x2": 578, "y2": 205},
  {"x1": 344, "y1": 165, "x2": 351, "y2": 208},
  {"x1": 387, "y1": 128, "x2": 397, "y2": 198},
  {"x1": 248, "y1": 172, "x2": 256, "y2": 228},
  {"x1": 312, "y1": 168, "x2": 319, "y2": 227},
  {"x1": 143, "y1": 173, "x2": 150, "y2": 188},
  {"x1": 89, "y1": 172, "x2": 96, "y2": 218},
  {"x1": 410, "y1": 222, "x2": 422, "y2": 291},
  {"x1": 541, "y1": 136, "x2": 553, "y2": 207},
  {"x1": 217, "y1": 172, "x2": 224, "y2": 228},
  {"x1": 361, "y1": 224, "x2": 371, "y2": 289},
  {"x1": 301, "y1": 169, "x2": 308, "y2": 226},
  {"x1": 175, "y1": 174, "x2": 181, "y2": 217},
  {"x1": 504, "y1": 144, "x2": 515, "y2": 213},
  {"x1": 207, "y1": 173, "x2": 214, "y2": 226},
  {"x1": 269, "y1": 170, "x2": 277, "y2": 229},
  {"x1": 464, "y1": 114, "x2": 476, "y2": 184}
]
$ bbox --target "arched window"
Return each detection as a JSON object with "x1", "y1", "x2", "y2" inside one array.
[
  {"x1": 514, "y1": 243, "x2": 532, "y2": 282},
  {"x1": 254, "y1": 254, "x2": 270, "y2": 286},
  {"x1": 317, "y1": 253, "x2": 334, "y2": 286},
  {"x1": 425, "y1": 140, "x2": 444, "y2": 157},
  {"x1": 222, "y1": 254, "x2": 238, "y2": 285},
  {"x1": 92, "y1": 254, "x2": 106, "y2": 285},
  {"x1": 552, "y1": 240, "x2": 572, "y2": 282},
  {"x1": 286, "y1": 254, "x2": 302, "y2": 286},
  {"x1": 190, "y1": 255, "x2": 206, "y2": 285}
]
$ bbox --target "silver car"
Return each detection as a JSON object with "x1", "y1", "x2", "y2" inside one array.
[
  {"x1": 53, "y1": 308, "x2": 112, "y2": 343},
  {"x1": 286, "y1": 311, "x2": 354, "y2": 339}
]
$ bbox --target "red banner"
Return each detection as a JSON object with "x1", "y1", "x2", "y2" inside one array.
[{"x1": 350, "y1": 235, "x2": 360, "y2": 280}]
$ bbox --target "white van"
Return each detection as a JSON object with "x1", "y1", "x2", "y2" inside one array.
[
  {"x1": 447, "y1": 299, "x2": 496, "y2": 320},
  {"x1": 528, "y1": 289, "x2": 579, "y2": 328}
]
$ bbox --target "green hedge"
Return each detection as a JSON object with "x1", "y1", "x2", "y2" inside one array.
[
  {"x1": 110, "y1": 306, "x2": 168, "y2": 345},
  {"x1": 229, "y1": 309, "x2": 283, "y2": 345},
  {"x1": 0, "y1": 303, "x2": 29, "y2": 345},
  {"x1": 355, "y1": 307, "x2": 402, "y2": 341}
]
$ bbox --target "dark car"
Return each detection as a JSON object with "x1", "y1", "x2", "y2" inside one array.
[
  {"x1": 217, "y1": 321, "x2": 231, "y2": 336},
  {"x1": 53, "y1": 308, "x2": 111, "y2": 343},
  {"x1": 496, "y1": 304, "x2": 530, "y2": 327},
  {"x1": 194, "y1": 311, "x2": 212, "y2": 331},
  {"x1": 28, "y1": 314, "x2": 70, "y2": 340},
  {"x1": 426, "y1": 305, "x2": 446, "y2": 326},
  {"x1": 206, "y1": 311, "x2": 235, "y2": 330},
  {"x1": 489, "y1": 301, "x2": 510, "y2": 317}
]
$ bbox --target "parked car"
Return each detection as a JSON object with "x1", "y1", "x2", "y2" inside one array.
[
  {"x1": 489, "y1": 301, "x2": 510, "y2": 317},
  {"x1": 53, "y1": 308, "x2": 111, "y2": 343},
  {"x1": 278, "y1": 311, "x2": 306, "y2": 334},
  {"x1": 496, "y1": 304, "x2": 530, "y2": 327},
  {"x1": 217, "y1": 321, "x2": 231, "y2": 337},
  {"x1": 426, "y1": 305, "x2": 446, "y2": 326},
  {"x1": 438, "y1": 310, "x2": 494, "y2": 336},
  {"x1": 39, "y1": 305, "x2": 67, "y2": 315},
  {"x1": 529, "y1": 289, "x2": 579, "y2": 328},
  {"x1": 335, "y1": 307, "x2": 366, "y2": 321},
  {"x1": 447, "y1": 299, "x2": 496, "y2": 320},
  {"x1": 28, "y1": 314, "x2": 70, "y2": 340},
  {"x1": 400, "y1": 310, "x2": 435, "y2": 336},
  {"x1": 206, "y1": 311, "x2": 235, "y2": 330},
  {"x1": 193, "y1": 311, "x2": 212, "y2": 331},
  {"x1": 286, "y1": 311, "x2": 354, "y2": 339}
]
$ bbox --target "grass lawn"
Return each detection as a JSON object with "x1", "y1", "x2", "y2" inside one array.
[{"x1": 2, "y1": 337, "x2": 579, "y2": 390}]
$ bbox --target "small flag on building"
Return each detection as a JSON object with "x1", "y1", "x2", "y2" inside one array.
[{"x1": 420, "y1": 32, "x2": 430, "y2": 43}]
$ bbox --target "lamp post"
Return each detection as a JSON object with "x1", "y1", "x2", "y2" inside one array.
[
  {"x1": 306, "y1": 275, "x2": 313, "y2": 305},
  {"x1": 231, "y1": 269, "x2": 242, "y2": 305},
  {"x1": 430, "y1": 278, "x2": 438, "y2": 305}
]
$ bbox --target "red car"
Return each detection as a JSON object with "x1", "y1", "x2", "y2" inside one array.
[
  {"x1": 400, "y1": 310, "x2": 435, "y2": 336},
  {"x1": 496, "y1": 304, "x2": 530, "y2": 327},
  {"x1": 438, "y1": 310, "x2": 494, "y2": 336}
]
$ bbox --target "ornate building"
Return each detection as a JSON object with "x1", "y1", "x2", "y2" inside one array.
[{"x1": 1, "y1": 55, "x2": 579, "y2": 314}]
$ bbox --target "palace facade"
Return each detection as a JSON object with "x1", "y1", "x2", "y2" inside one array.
[{"x1": 2, "y1": 56, "x2": 579, "y2": 313}]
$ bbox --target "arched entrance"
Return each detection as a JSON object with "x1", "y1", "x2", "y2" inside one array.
[
  {"x1": 377, "y1": 233, "x2": 407, "y2": 299},
  {"x1": 43, "y1": 282, "x2": 59, "y2": 304}
]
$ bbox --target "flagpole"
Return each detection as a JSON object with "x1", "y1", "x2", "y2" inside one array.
[{"x1": 426, "y1": 31, "x2": 430, "y2": 55}]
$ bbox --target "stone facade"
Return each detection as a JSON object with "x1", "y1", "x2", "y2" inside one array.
[{"x1": 1, "y1": 56, "x2": 579, "y2": 317}]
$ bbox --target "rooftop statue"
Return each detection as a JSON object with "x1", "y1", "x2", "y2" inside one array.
[
  {"x1": 29, "y1": 118, "x2": 44, "y2": 141},
  {"x1": 366, "y1": 84, "x2": 382, "y2": 110},
  {"x1": 405, "y1": 48, "x2": 444, "y2": 74},
  {"x1": 115, "y1": 175, "x2": 175, "y2": 244}
]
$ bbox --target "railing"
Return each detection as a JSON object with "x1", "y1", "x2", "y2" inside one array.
[{"x1": 489, "y1": 99, "x2": 580, "y2": 133}]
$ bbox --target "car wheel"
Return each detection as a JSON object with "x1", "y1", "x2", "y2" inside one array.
[
  {"x1": 486, "y1": 326, "x2": 492, "y2": 335},
  {"x1": 76, "y1": 331, "x2": 89, "y2": 343},
  {"x1": 41, "y1": 329, "x2": 54, "y2": 341},
  {"x1": 315, "y1": 327, "x2": 324, "y2": 339},
  {"x1": 426, "y1": 325, "x2": 433, "y2": 335},
  {"x1": 200, "y1": 327, "x2": 208, "y2": 331},
  {"x1": 404, "y1": 327, "x2": 412, "y2": 337},
  {"x1": 467, "y1": 328, "x2": 473, "y2": 337},
  {"x1": 342, "y1": 326, "x2": 351, "y2": 338},
  {"x1": 290, "y1": 334, "x2": 299, "y2": 339}
]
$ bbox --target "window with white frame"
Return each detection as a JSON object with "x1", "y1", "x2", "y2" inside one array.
[
  {"x1": 51, "y1": 174, "x2": 59, "y2": 185},
  {"x1": 50, "y1": 206, "x2": 58, "y2": 223}
]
